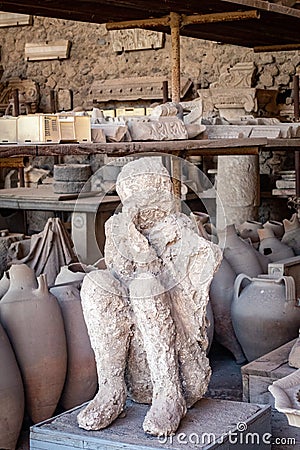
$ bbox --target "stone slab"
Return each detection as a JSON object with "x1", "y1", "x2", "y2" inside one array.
[{"x1": 30, "y1": 399, "x2": 271, "y2": 450}]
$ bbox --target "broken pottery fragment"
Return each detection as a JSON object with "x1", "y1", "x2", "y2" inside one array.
[
  {"x1": 269, "y1": 369, "x2": 300, "y2": 427},
  {"x1": 77, "y1": 157, "x2": 222, "y2": 436}
]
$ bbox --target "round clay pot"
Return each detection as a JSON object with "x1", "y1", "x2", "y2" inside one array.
[
  {"x1": 263, "y1": 220, "x2": 284, "y2": 239},
  {"x1": 0, "y1": 264, "x2": 67, "y2": 423},
  {"x1": 219, "y1": 224, "x2": 262, "y2": 277},
  {"x1": 258, "y1": 227, "x2": 294, "y2": 262},
  {"x1": 209, "y1": 257, "x2": 245, "y2": 363},
  {"x1": 232, "y1": 274, "x2": 300, "y2": 362},
  {"x1": 51, "y1": 266, "x2": 97, "y2": 410},
  {"x1": 282, "y1": 213, "x2": 300, "y2": 255},
  {"x1": 0, "y1": 323, "x2": 24, "y2": 450}
]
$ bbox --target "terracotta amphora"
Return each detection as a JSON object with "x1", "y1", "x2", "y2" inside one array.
[
  {"x1": 0, "y1": 323, "x2": 24, "y2": 450},
  {"x1": 209, "y1": 257, "x2": 245, "y2": 363},
  {"x1": 237, "y1": 220, "x2": 263, "y2": 248},
  {"x1": 218, "y1": 224, "x2": 262, "y2": 277},
  {"x1": 232, "y1": 274, "x2": 300, "y2": 362},
  {"x1": 0, "y1": 264, "x2": 67, "y2": 423},
  {"x1": 263, "y1": 220, "x2": 284, "y2": 239},
  {"x1": 0, "y1": 270, "x2": 10, "y2": 298},
  {"x1": 51, "y1": 266, "x2": 97, "y2": 410},
  {"x1": 282, "y1": 213, "x2": 300, "y2": 255},
  {"x1": 258, "y1": 227, "x2": 295, "y2": 262}
]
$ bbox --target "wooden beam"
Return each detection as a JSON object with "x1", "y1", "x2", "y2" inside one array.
[
  {"x1": 222, "y1": 0, "x2": 300, "y2": 18},
  {"x1": 254, "y1": 43, "x2": 300, "y2": 52}
]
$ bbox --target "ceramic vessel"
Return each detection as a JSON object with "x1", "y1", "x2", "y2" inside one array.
[
  {"x1": 263, "y1": 220, "x2": 284, "y2": 239},
  {"x1": 0, "y1": 264, "x2": 67, "y2": 423},
  {"x1": 258, "y1": 227, "x2": 294, "y2": 262},
  {"x1": 219, "y1": 224, "x2": 262, "y2": 277},
  {"x1": 51, "y1": 266, "x2": 97, "y2": 410},
  {"x1": 209, "y1": 257, "x2": 245, "y2": 363},
  {"x1": 237, "y1": 220, "x2": 263, "y2": 247},
  {"x1": 268, "y1": 369, "x2": 300, "y2": 427},
  {"x1": 289, "y1": 331, "x2": 300, "y2": 369},
  {"x1": 0, "y1": 270, "x2": 10, "y2": 298},
  {"x1": 0, "y1": 323, "x2": 24, "y2": 450},
  {"x1": 232, "y1": 273, "x2": 300, "y2": 362},
  {"x1": 282, "y1": 213, "x2": 300, "y2": 255}
]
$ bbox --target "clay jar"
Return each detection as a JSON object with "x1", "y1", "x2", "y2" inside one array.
[
  {"x1": 209, "y1": 257, "x2": 245, "y2": 363},
  {"x1": 0, "y1": 270, "x2": 10, "y2": 298},
  {"x1": 232, "y1": 274, "x2": 300, "y2": 362},
  {"x1": 282, "y1": 213, "x2": 300, "y2": 255},
  {"x1": 258, "y1": 227, "x2": 294, "y2": 262},
  {"x1": 51, "y1": 265, "x2": 97, "y2": 410},
  {"x1": 237, "y1": 220, "x2": 263, "y2": 248},
  {"x1": 0, "y1": 323, "x2": 24, "y2": 450},
  {"x1": 263, "y1": 220, "x2": 284, "y2": 239},
  {"x1": 0, "y1": 264, "x2": 67, "y2": 423},
  {"x1": 218, "y1": 224, "x2": 262, "y2": 277}
]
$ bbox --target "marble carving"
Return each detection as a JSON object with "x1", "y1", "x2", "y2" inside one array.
[{"x1": 77, "y1": 157, "x2": 222, "y2": 436}]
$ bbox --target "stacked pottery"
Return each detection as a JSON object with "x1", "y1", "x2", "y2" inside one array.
[
  {"x1": 232, "y1": 273, "x2": 300, "y2": 362},
  {"x1": 209, "y1": 257, "x2": 245, "y2": 363},
  {"x1": 282, "y1": 213, "x2": 300, "y2": 255},
  {"x1": 0, "y1": 264, "x2": 67, "y2": 423},
  {"x1": 237, "y1": 220, "x2": 263, "y2": 249},
  {"x1": 0, "y1": 323, "x2": 24, "y2": 450},
  {"x1": 263, "y1": 220, "x2": 284, "y2": 239},
  {"x1": 218, "y1": 224, "x2": 262, "y2": 277},
  {"x1": 51, "y1": 265, "x2": 97, "y2": 410},
  {"x1": 258, "y1": 227, "x2": 294, "y2": 262}
]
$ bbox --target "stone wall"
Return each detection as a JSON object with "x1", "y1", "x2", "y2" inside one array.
[
  {"x1": 0, "y1": 16, "x2": 299, "y2": 112},
  {"x1": 0, "y1": 15, "x2": 298, "y2": 222}
]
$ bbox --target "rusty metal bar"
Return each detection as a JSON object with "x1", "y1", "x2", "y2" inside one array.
[
  {"x1": 106, "y1": 15, "x2": 169, "y2": 30},
  {"x1": 170, "y1": 12, "x2": 181, "y2": 104},
  {"x1": 254, "y1": 44, "x2": 300, "y2": 52},
  {"x1": 293, "y1": 75, "x2": 299, "y2": 121},
  {"x1": 106, "y1": 9, "x2": 259, "y2": 31},
  {"x1": 169, "y1": 12, "x2": 182, "y2": 211},
  {"x1": 182, "y1": 9, "x2": 259, "y2": 27}
]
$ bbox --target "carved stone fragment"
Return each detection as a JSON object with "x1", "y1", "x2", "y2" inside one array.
[{"x1": 110, "y1": 29, "x2": 164, "y2": 52}]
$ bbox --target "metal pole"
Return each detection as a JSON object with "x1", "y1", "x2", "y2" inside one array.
[{"x1": 170, "y1": 12, "x2": 182, "y2": 211}]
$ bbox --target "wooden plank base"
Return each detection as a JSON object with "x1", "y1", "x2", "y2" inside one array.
[{"x1": 30, "y1": 399, "x2": 271, "y2": 450}]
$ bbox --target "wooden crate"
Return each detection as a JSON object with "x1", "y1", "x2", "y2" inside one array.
[
  {"x1": 30, "y1": 399, "x2": 271, "y2": 450},
  {"x1": 242, "y1": 340, "x2": 300, "y2": 448},
  {"x1": 242, "y1": 340, "x2": 296, "y2": 405}
]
